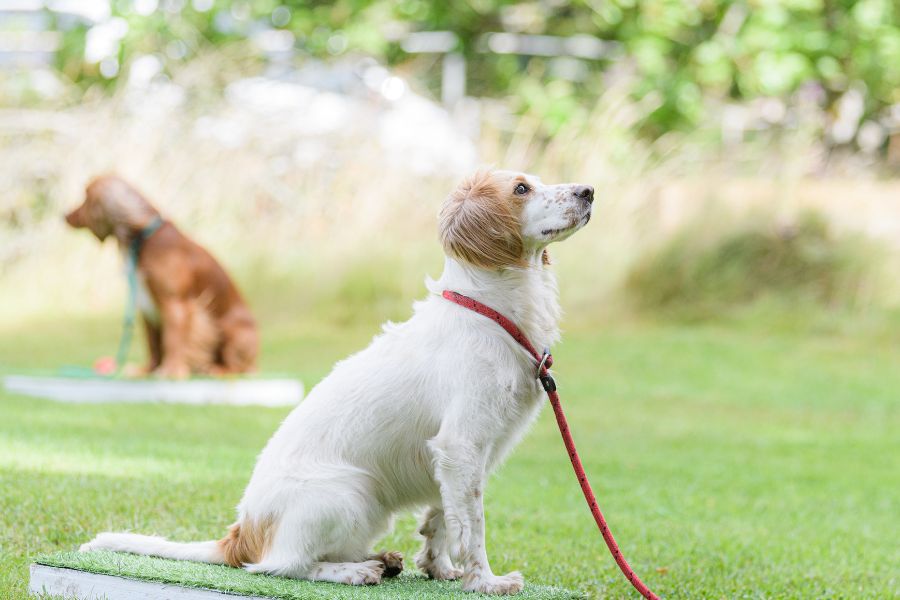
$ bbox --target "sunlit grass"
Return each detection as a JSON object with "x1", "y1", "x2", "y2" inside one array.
[{"x1": 2, "y1": 306, "x2": 898, "y2": 598}]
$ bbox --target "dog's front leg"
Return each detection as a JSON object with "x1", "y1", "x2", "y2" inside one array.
[
  {"x1": 141, "y1": 316, "x2": 162, "y2": 373},
  {"x1": 428, "y1": 435, "x2": 524, "y2": 595}
]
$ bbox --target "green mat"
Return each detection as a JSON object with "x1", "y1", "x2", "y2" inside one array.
[{"x1": 35, "y1": 551, "x2": 584, "y2": 599}]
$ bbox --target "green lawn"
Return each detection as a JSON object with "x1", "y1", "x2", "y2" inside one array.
[{"x1": 1, "y1": 310, "x2": 898, "y2": 598}]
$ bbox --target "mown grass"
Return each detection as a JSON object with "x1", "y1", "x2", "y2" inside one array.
[{"x1": 1, "y1": 302, "x2": 898, "y2": 599}]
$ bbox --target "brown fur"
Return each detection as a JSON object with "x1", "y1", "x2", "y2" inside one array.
[
  {"x1": 219, "y1": 519, "x2": 273, "y2": 568},
  {"x1": 65, "y1": 175, "x2": 259, "y2": 378},
  {"x1": 371, "y1": 551, "x2": 404, "y2": 578},
  {"x1": 439, "y1": 170, "x2": 527, "y2": 270}
]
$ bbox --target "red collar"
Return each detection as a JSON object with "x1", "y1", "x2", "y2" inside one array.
[{"x1": 442, "y1": 290, "x2": 556, "y2": 391}]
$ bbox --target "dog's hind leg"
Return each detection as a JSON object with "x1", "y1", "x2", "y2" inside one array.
[
  {"x1": 242, "y1": 472, "x2": 390, "y2": 586},
  {"x1": 244, "y1": 518, "x2": 388, "y2": 586},
  {"x1": 216, "y1": 308, "x2": 258, "y2": 374},
  {"x1": 305, "y1": 560, "x2": 385, "y2": 585},
  {"x1": 415, "y1": 506, "x2": 462, "y2": 580},
  {"x1": 247, "y1": 557, "x2": 385, "y2": 585}
]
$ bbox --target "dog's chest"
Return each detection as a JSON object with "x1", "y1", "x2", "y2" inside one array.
[{"x1": 134, "y1": 270, "x2": 160, "y2": 324}]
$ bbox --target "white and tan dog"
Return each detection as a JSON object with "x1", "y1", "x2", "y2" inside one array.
[{"x1": 80, "y1": 169, "x2": 594, "y2": 595}]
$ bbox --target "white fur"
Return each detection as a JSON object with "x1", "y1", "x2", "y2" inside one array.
[
  {"x1": 120, "y1": 247, "x2": 160, "y2": 325},
  {"x1": 81, "y1": 532, "x2": 222, "y2": 563},
  {"x1": 81, "y1": 171, "x2": 593, "y2": 595}
]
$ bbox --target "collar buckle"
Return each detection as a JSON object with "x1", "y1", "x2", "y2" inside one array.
[{"x1": 537, "y1": 349, "x2": 556, "y2": 392}]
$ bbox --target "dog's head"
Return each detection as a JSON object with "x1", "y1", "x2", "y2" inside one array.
[
  {"x1": 439, "y1": 169, "x2": 593, "y2": 269},
  {"x1": 66, "y1": 176, "x2": 158, "y2": 242}
]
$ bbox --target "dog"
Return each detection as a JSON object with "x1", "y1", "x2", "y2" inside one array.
[
  {"x1": 80, "y1": 169, "x2": 594, "y2": 594},
  {"x1": 65, "y1": 175, "x2": 258, "y2": 378}
]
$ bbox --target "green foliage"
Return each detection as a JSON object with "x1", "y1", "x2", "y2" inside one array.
[
  {"x1": 627, "y1": 212, "x2": 876, "y2": 317},
  {"x1": 47, "y1": 0, "x2": 900, "y2": 142}
]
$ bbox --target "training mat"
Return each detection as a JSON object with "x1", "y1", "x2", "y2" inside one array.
[
  {"x1": 31, "y1": 552, "x2": 583, "y2": 599},
  {"x1": 4, "y1": 375, "x2": 302, "y2": 406}
]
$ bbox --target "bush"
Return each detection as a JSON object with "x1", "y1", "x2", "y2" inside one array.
[{"x1": 626, "y1": 212, "x2": 876, "y2": 318}]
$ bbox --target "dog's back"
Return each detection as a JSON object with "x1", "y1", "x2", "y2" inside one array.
[{"x1": 138, "y1": 221, "x2": 258, "y2": 374}]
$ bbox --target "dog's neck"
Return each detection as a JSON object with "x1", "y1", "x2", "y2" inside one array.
[
  {"x1": 112, "y1": 213, "x2": 162, "y2": 251},
  {"x1": 431, "y1": 252, "x2": 561, "y2": 352}
]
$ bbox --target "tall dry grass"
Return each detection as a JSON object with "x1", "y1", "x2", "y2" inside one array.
[{"x1": 1, "y1": 63, "x2": 898, "y2": 328}]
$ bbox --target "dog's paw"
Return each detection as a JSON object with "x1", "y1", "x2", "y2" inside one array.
[
  {"x1": 426, "y1": 563, "x2": 464, "y2": 580},
  {"x1": 415, "y1": 550, "x2": 463, "y2": 580},
  {"x1": 154, "y1": 363, "x2": 190, "y2": 380},
  {"x1": 463, "y1": 571, "x2": 525, "y2": 595},
  {"x1": 373, "y1": 550, "x2": 404, "y2": 578},
  {"x1": 344, "y1": 560, "x2": 384, "y2": 585}
]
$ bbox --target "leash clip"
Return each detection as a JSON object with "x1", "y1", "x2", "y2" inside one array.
[{"x1": 537, "y1": 349, "x2": 556, "y2": 392}]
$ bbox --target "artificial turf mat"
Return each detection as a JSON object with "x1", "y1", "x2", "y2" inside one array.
[{"x1": 35, "y1": 551, "x2": 584, "y2": 599}]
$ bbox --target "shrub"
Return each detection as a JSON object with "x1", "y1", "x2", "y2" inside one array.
[{"x1": 626, "y1": 212, "x2": 876, "y2": 318}]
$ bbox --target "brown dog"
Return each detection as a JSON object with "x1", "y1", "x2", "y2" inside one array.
[{"x1": 66, "y1": 175, "x2": 258, "y2": 378}]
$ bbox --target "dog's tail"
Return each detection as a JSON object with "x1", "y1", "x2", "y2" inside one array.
[
  {"x1": 80, "y1": 521, "x2": 272, "y2": 568},
  {"x1": 79, "y1": 532, "x2": 226, "y2": 564}
]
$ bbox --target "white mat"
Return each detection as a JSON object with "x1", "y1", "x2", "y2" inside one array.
[
  {"x1": 30, "y1": 564, "x2": 273, "y2": 600},
  {"x1": 4, "y1": 375, "x2": 302, "y2": 407}
]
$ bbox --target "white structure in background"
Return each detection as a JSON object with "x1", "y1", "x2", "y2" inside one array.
[
  {"x1": 401, "y1": 30, "x2": 620, "y2": 107},
  {"x1": 0, "y1": 1, "x2": 109, "y2": 66},
  {"x1": 5, "y1": 374, "x2": 303, "y2": 406},
  {"x1": 0, "y1": 0, "x2": 109, "y2": 97},
  {"x1": 2, "y1": 5, "x2": 633, "y2": 175},
  {"x1": 1, "y1": 1, "x2": 477, "y2": 176},
  {"x1": 199, "y1": 63, "x2": 478, "y2": 176}
]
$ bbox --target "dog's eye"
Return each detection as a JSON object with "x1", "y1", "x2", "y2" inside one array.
[{"x1": 514, "y1": 183, "x2": 529, "y2": 195}]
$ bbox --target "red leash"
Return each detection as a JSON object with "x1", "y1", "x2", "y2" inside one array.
[{"x1": 443, "y1": 290, "x2": 660, "y2": 600}]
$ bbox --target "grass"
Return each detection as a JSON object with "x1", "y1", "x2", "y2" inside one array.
[{"x1": 1, "y1": 301, "x2": 898, "y2": 599}]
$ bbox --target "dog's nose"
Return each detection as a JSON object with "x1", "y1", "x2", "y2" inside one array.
[{"x1": 574, "y1": 185, "x2": 594, "y2": 203}]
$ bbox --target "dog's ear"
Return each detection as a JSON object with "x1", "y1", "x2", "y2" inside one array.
[
  {"x1": 439, "y1": 171, "x2": 525, "y2": 269},
  {"x1": 84, "y1": 198, "x2": 114, "y2": 241}
]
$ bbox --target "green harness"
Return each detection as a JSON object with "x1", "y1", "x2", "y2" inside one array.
[
  {"x1": 56, "y1": 216, "x2": 164, "y2": 379},
  {"x1": 114, "y1": 216, "x2": 165, "y2": 373}
]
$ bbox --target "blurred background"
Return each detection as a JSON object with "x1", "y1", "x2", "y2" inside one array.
[
  {"x1": 0, "y1": 1, "x2": 899, "y2": 598},
  {"x1": 1, "y1": 0, "x2": 898, "y2": 323}
]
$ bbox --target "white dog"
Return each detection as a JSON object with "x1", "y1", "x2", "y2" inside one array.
[{"x1": 81, "y1": 169, "x2": 594, "y2": 595}]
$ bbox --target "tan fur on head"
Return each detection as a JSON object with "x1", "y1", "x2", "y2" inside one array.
[
  {"x1": 439, "y1": 170, "x2": 526, "y2": 270},
  {"x1": 67, "y1": 175, "x2": 160, "y2": 242}
]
